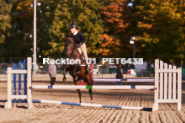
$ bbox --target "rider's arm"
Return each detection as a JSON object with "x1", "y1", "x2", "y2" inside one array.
[{"x1": 79, "y1": 32, "x2": 86, "y2": 44}]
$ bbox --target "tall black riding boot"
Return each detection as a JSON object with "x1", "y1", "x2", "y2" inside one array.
[
  {"x1": 50, "y1": 77, "x2": 53, "y2": 85},
  {"x1": 53, "y1": 77, "x2": 56, "y2": 85},
  {"x1": 85, "y1": 61, "x2": 90, "y2": 73}
]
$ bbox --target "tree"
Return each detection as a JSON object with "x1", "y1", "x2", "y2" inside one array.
[
  {"x1": 44, "y1": 0, "x2": 104, "y2": 57},
  {"x1": 9, "y1": 0, "x2": 33, "y2": 59},
  {"x1": 136, "y1": 0, "x2": 185, "y2": 64},
  {"x1": 101, "y1": 0, "x2": 138, "y2": 58},
  {"x1": 0, "y1": 0, "x2": 12, "y2": 59},
  {"x1": 102, "y1": 0, "x2": 185, "y2": 65},
  {"x1": 7, "y1": 0, "x2": 56, "y2": 61}
]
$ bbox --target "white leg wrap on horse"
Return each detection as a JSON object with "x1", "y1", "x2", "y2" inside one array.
[{"x1": 80, "y1": 43, "x2": 88, "y2": 60}]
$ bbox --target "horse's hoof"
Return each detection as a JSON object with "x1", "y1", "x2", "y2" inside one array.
[
  {"x1": 73, "y1": 76, "x2": 78, "y2": 81},
  {"x1": 75, "y1": 77, "x2": 78, "y2": 80},
  {"x1": 63, "y1": 78, "x2": 66, "y2": 82}
]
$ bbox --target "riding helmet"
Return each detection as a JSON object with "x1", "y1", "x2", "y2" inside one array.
[{"x1": 70, "y1": 23, "x2": 78, "y2": 29}]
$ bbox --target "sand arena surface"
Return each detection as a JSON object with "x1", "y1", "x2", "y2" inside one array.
[{"x1": 0, "y1": 79, "x2": 185, "y2": 123}]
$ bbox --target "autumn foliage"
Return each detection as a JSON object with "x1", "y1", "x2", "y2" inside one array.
[{"x1": 1, "y1": 0, "x2": 185, "y2": 64}]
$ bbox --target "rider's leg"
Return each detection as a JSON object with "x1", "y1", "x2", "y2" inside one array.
[
  {"x1": 78, "y1": 48, "x2": 82, "y2": 54},
  {"x1": 79, "y1": 43, "x2": 90, "y2": 71},
  {"x1": 80, "y1": 43, "x2": 88, "y2": 60}
]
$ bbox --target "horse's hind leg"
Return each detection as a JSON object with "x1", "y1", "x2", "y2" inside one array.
[
  {"x1": 88, "y1": 74, "x2": 93, "y2": 103},
  {"x1": 89, "y1": 89, "x2": 93, "y2": 103},
  {"x1": 84, "y1": 75, "x2": 93, "y2": 103}
]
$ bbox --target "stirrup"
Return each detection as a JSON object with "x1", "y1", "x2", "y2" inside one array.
[{"x1": 82, "y1": 56, "x2": 85, "y2": 62}]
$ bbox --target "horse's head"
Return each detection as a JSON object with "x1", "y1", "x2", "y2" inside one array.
[
  {"x1": 66, "y1": 36, "x2": 75, "y2": 57},
  {"x1": 66, "y1": 34, "x2": 80, "y2": 59}
]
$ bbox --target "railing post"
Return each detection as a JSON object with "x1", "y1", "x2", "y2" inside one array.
[
  {"x1": 27, "y1": 57, "x2": 33, "y2": 109},
  {"x1": 178, "y1": 67, "x2": 182, "y2": 110},
  {"x1": 13, "y1": 65, "x2": 16, "y2": 103},
  {"x1": 23, "y1": 59, "x2": 27, "y2": 103},
  {"x1": 153, "y1": 59, "x2": 159, "y2": 111},
  {"x1": 5, "y1": 67, "x2": 12, "y2": 108},
  {"x1": 18, "y1": 61, "x2": 22, "y2": 103}
]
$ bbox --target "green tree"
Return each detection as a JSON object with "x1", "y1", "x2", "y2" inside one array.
[
  {"x1": 0, "y1": 0, "x2": 12, "y2": 59},
  {"x1": 136, "y1": 0, "x2": 185, "y2": 64},
  {"x1": 7, "y1": 0, "x2": 56, "y2": 61},
  {"x1": 9, "y1": 0, "x2": 33, "y2": 59},
  {"x1": 0, "y1": 0, "x2": 104, "y2": 61}
]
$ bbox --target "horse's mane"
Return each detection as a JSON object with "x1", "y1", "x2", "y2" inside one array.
[{"x1": 65, "y1": 34, "x2": 75, "y2": 45}]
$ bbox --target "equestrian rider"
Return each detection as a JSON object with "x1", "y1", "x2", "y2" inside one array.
[{"x1": 70, "y1": 23, "x2": 90, "y2": 70}]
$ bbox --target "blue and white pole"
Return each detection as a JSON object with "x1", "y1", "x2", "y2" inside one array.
[
  {"x1": 31, "y1": 85, "x2": 156, "y2": 90},
  {"x1": 33, "y1": 100, "x2": 152, "y2": 111}
]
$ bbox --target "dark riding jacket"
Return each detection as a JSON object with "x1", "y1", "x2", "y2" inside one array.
[{"x1": 71, "y1": 31, "x2": 86, "y2": 45}]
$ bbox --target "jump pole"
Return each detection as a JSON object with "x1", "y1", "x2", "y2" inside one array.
[
  {"x1": 32, "y1": 99, "x2": 152, "y2": 111},
  {"x1": 93, "y1": 79, "x2": 121, "y2": 81},
  {"x1": 127, "y1": 79, "x2": 154, "y2": 82},
  {"x1": 31, "y1": 85, "x2": 156, "y2": 90},
  {"x1": 94, "y1": 78, "x2": 122, "y2": 85}
]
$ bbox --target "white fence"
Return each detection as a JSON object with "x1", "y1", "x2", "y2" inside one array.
[
  {"x1": 153, "y1": 59, "x2": 182, "y2": 111},
  {"x1": 4, "y1": 57, "x2": 33, "y2": 109}
]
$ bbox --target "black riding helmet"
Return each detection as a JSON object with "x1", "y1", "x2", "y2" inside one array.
[{"x1": 70, "y1": 23, "x2": 78, "y2": 29}]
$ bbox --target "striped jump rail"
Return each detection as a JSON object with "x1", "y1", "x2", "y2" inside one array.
[
  {"x1": 126, "y1": 79, "x2": 154, "y2": 82},
  {"x1": 32, "y1": 99, "x2": 152, "y2": 111},
  {"x1": 31, "y1": 85, "x2": 156, "y2": 90},
  {"x1": 94, "y1": 79, "x2": 121, "y2": 81},
  {"x1": 93, "y1": 78, "x2": 122, "y2": 85}
]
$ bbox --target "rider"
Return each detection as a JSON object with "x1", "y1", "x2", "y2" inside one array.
[{"x1": 70, "y1": 23, "x2": 90, "y2": 70}]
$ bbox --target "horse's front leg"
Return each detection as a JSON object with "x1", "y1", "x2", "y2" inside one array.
[
  {"x1": 74, "y1": 79, "x2": 82, "y2": 103},
  {"x1": 73, "y1": 64, "x2": 78, "y2": 80},
  {"x1": 63, "y1": 65, "x2": 68, "y2": 82},
  {"x1": 77, "y1": 89, "x2": 82, "y2": 103}
]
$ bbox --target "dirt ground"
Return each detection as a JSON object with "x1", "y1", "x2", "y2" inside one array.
[{"x1": 0, "y1": 79, "x2": 185, "y2": 123}]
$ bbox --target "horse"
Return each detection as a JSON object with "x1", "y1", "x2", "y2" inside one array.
[{"x1": 62, "y1": 34, "x2": 94, "y2": 103}]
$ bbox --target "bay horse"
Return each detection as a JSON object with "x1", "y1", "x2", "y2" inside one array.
[{"x1": 62, "y1": 34, "x2": 94, "y2": 103}]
